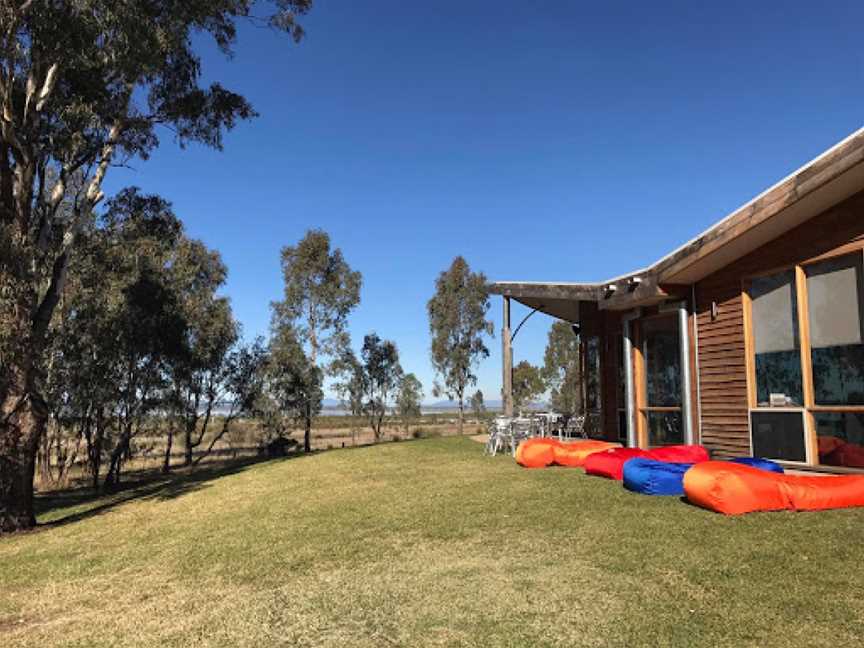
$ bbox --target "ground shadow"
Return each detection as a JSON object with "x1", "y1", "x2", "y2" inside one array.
[{"x1": 34, "y1": 452, "x2": 311, "y2": 531}]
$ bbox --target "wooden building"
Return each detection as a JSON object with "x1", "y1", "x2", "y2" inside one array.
[{"x1": 492, "y1": 128, "x2": 864, "y2": 472}]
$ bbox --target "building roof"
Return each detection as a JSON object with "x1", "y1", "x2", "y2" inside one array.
[{"x1": 491, "y1": 126, "x2": 864, "y2": 320}]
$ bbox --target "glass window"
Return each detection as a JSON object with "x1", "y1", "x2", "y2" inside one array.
[
  {"x1": 647, "y1": 411, "x2": 683, "y2": 446},
  {"x1": 751, "y1": 411, "x2": 806, "y2": 462},
  {"x1": 815, "y1": 412, "x2": 864, "y2": 468},
  {"x1": 618, "y1": 410, "x2": 628, "y2": 442},
  {"x1": 643, "y1": 317, "x2": 681, "y2": 407},
  {"x1": 806, "y1": 253, "x2": 864, "y2": 406},
  {"x1": 750, "y1": 271, "x2": 802, "y2": 406},
  {"x1": 616, "y1": 333, "x2": 625, "y2": 406},
  {"x1": 585, "y1": 336, "x2": 601, "y2": 413}
]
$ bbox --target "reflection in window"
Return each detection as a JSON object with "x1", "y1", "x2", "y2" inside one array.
[
  {"x1": 750, "y1": 271, "x2": 802, "y2": 406},
  {"x1": 617, "y1": 333, "x2": 627, "y2": 442},
  {"x1": 815, "y1": 412, "x2": 864, "y2": 468},
  {"x1": 806, "y1": 253, "x2": 864, "y2": 406},
  {"x1": 751, "y1": 411, "x2": 806, "y2": 462},
  {"x1": 647, "y1": 411, "x2": 683, "y2": 446},
  {"x1": 643, "y1": 317, "x2": 681, "y2": 407},
  {"x1": 584, "y1": 336, "x2": 601, "y2": 436}
]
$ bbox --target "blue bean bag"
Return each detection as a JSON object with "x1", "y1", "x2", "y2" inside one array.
[
  {"x1": 624, "y1": 456, "x2": 787, "y2": 497},
  {"x1": 729, "y1": 457, "x2": 785, "y2": 473},
  {"x1": 623, "y1": 458, "x2": 692, "y2": 496}
]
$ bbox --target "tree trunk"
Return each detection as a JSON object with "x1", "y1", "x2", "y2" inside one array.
[
  {"x1": 304, "y1": 400, "x2": 312, "y2": 453},
  {"x1": 90, "y1": 408, "x2": 105, "y2": 492},
  {"x1": 0, "y1": 385, "x2": 48, "y2": 533},
  {"x1": 458, "y1": 401, "x2": 464, "y2": 435},
  {"x1": 163, "y1": 428, "x2": 174, "y2": 474},
  {"x1": 183, "y1": 422, "x2": 193, "y2": 466}
]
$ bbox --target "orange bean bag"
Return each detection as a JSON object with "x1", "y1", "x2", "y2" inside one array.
[
  {"x1": 552, "y1": 440, "x2": 620, "y2": 467},
  {"x1": 683, "y1": 461, "x2": 864, "y2": 515},
  {"x1": 584, "y1": 448, "x2": 648, "y2": 479},
  {"x1": 515, "y1": 438, "x2": 619, "y2": 468},
  {"x1": 514, "y1": 438, "x2": 561, "y2": 468}
]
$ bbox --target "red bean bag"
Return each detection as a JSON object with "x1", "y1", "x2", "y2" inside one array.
[
  {"x1": 552, "y1": 440, "x2": 620, "y2": 467},
  {"x1": 648, "y1": 444, "x2": 709, "y2": 464},
  {"x1": 818, "y1": 435, "x2": 845, "y2": 457},
  {"x1": 822, "y1": 441, "x2": 864, "y2": 469},
  {"x1": 584, "y1": 448, "x2": 648, "y2": 479},
  {"x1": 515, "y1": 438, "x2": 561, "y2": 468},
  {"x1": 583, "y1": 445, "x2": 709, "y2": 481},
  {"x1": 683, "y1": 461, "x2": 864, "y2": 515}
]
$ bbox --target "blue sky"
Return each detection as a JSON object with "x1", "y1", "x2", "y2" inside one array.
[{"x1": 103, "y1": 0, "x2": 864, "y2": 402}]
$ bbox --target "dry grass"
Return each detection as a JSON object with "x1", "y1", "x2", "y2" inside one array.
[{"x1": 3, "y1": 437, "x2": 864, "y2": 647}]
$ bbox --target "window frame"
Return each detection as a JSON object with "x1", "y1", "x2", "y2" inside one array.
[
  {"x1": 635, "y1": 312, "x2": 684, "y2": 448},
  {"x1": 742, "y1": 242, "x2": 864, "y2": 468}
]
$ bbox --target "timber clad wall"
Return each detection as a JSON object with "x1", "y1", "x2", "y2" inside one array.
[
  {"x1": 694, "y1": 277, "x2": 749, "y2": 458},
  {"x1": 695, "y1": 188, "x2": 864, "y2": 459}
]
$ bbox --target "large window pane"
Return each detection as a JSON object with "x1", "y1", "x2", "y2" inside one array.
[
  {"x1": 751, "y1": 411, "x2": 806, "y2": 462},
  {"x1": 750, "y1": 271, "x2": 802, "y2": 406},
  {"x1": 815, "y1": 412, "x2": 864, "y2": 468},
  {"x1": 806, "y1": 253, "x2": 864, "y2": 406},
  {"x1": 643, "y1": 317, "x2": 680, "y2": 407},
  {"x1": 585, "y1": 336, "x2": 601, "y2": 412},
  {"x1": 584, "y1": 336, "x2": 602, "y2": 437},
  {"x1": 647, "y1": 411, "x2": 683, "y2": 446}
]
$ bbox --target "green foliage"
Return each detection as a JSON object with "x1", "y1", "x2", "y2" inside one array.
[
  {"x1": 470, "y1": 390, "x2": 486, "y2": 418},
  {"x1": 542, "y1": 320, "x2": 583, "y2": 417},
  {"x1": 42, "y1": 188, "x2": 242, "y2": 488},
  {"x1": 258, "y1": 326, "x2": 323, "y2": 443},
  {"x1": 427, "y1": 256, "x2": 493, "y2": 433},
  {"x1": 359, "y1": 333, "x2": 403, "y2": 441},
  {"x1": 0, "y1": 0, "x2": 313, "y2": 531},
  {"x1": 397, "y1": 373, "x2": 424, "y2": 430},
  {"x1": 512, "y1": 361, "x2": 545, "y2": 411},
  {"x1": 273, "y1": 229, "x2": 362, "y2": 365},
  {"x1": 271, "y1": 229, "x2": 360, "y2": 452}
]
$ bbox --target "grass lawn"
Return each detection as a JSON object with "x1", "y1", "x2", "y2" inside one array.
[{"x1": 2, "y1": 437, "x2": 863, "y2": 647}]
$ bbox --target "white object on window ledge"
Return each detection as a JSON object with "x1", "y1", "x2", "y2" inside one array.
[{"x1": 769, "y1": 393, "x2": 788, "y2": 407}]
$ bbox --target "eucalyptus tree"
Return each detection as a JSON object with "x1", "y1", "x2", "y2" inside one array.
[
  {"x1": 0, "y1": 1, "x2": 313, "y2": 532},
  {"x1": 359, "y1": 334, "x2": 403, "y2": 441},
  {"x1": 427, "y1": 257, "x2": 493, "y2": 435},
  {"x1": 258, "y1": 325, "x2": 323, "y2": 448},
  {"x1": 192, "y1": 338, "x2": 268, "y2": 466},
  {"x1": 512, "y1": 361, "x2": 545, "y2": 412},
  {"x1": 542, "y1": 321, "x2": 583, "y2": 421},
  {"x1": 46, "y1": 189, "x2": 187, "y2": 490},
  {"x1": 163, "y1": 239, "x2": 238, "y2": 469},
  {"x1": 332, "y1": 348, "x2": 365, "y2": 446},
  {"x1": 470, "y1": 390, "x2": 486, "y2": 420},
  {"x1": 396, "y1": 373, "x2": 424, "y2": 434},
  {"x1": 272, "y1": 230, "x2": 362, "y2": 452}
]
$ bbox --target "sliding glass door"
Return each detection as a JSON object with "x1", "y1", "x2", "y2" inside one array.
[{"x1": 639, "y1": 315, "x2": 684, "y2": 446}]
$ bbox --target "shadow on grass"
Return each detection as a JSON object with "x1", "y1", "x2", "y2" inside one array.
[{"x1": 35, "y1": 452, "x2": 311, "y2": 530}]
